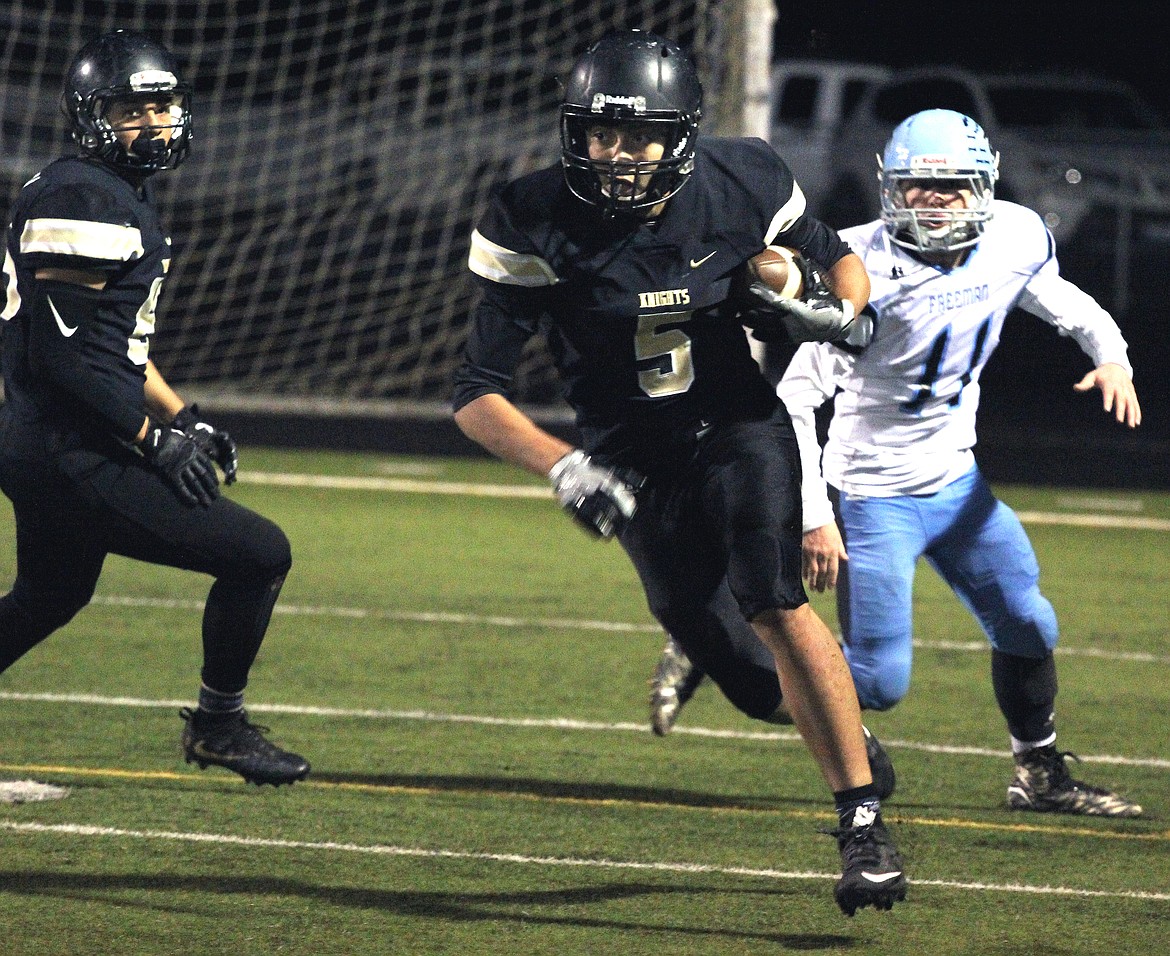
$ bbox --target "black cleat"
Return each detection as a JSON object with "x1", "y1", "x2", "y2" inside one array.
[
  {"x1": 180, "y1": 706, "x2": 310, "y2": 787},
  {"x1": 827, "y1": 809, "x2": 908, "y2": 916},
  {"x1": 1007, "y1": 744, "x2": 1141, "y2": 817},
  {"x1": 863, "y1": 726, "x2": 896, "y2": 801},
  {"x1": 649, "y1": 637, "x2": 706, "y2": 736}
]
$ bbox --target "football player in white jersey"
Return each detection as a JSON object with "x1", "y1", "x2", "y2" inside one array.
[{"x1": 651, "y1": 108, "x2": 1143, "y2": 818}]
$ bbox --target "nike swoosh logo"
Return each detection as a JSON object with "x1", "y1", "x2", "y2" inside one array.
[
  {"x1": 690, "y1": 250, "x2": 717, "y2": 268},
  {"x1": 48, "y1": 296, "x2": 78, "y2": 337},
  {"x1": 861, "y1": 871, "x2": 903, "y2": 883}
]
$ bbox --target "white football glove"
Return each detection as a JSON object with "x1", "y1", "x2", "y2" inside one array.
[{"x1": 548, "y1": 450, "x2": 641, "y2": 539}]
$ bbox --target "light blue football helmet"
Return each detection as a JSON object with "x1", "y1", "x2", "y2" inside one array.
[{"x1": 879, "y1": 108, "x2": 1000, "y2": 254}]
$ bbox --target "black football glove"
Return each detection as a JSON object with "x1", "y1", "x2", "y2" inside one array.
[
  {"x1": 140, "y1": 421, "x2": 220, "y2": 507},
  {"x1": 172, "y1": 403, "x2": 238, "y2": 485},
  {"x1": 548, "y1": 450, "x2": 643, "y2": 539},
  {"x1": 741, "y1": 257, "x2": 873, "y2": 348}
]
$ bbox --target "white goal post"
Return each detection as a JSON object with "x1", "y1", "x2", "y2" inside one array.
[{"x1": 0, "y1": 1, "x2": 771, "y2": 414}]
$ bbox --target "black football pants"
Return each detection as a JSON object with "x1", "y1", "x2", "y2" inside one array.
[
  {"x1": 0, "y1": 443, "x2": 291, "y2": 694},
  {"x1": 618, "y1": 410, "x2": 806, "y2": 720}
]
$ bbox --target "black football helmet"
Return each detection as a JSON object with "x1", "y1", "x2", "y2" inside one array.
[
  {"x1": 61, "y1": 30, "x2": 192, "y2": 174},
  {"x1": 561, "y1": 30, "x2": 703, "y2": 216}
]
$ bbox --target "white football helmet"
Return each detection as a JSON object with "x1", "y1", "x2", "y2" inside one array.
[{"x1": 879, "y1": 109, "x2": 999, "y2": 254}]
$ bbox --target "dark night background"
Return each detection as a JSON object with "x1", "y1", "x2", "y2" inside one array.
[{"x1": 771, "y1": 2, "x2": 1170, "y2": 121}]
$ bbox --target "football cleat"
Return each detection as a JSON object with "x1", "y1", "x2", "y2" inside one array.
[
  {"x1": 649, "y1": 637, "x2": 706, "y2": 736},
  {"x1": 827, "y1": 807, "x2": 908, "y2": 916},
  {"x1": 863, "y1": 726, "x2": 897, "y2": 801},
  {"x1": 180, "y1": 706, "x2": 310, "y2": 787},
  {"x1": 1006, "y1": 744, "x2": 1142, "y2": 817}
]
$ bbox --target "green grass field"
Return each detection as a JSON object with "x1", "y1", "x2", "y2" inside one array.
[{"x1": 1, "y1": 447, "x2": 1167, "y2": 955}]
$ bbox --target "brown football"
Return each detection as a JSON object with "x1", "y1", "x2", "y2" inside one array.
[{"x1": 746, "y1": 245, "x2": 804, "y2": 299}]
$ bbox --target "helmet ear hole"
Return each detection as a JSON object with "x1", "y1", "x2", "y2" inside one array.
[{"x1": 62, "y1": 29, "x2": 192, "y2": 175}]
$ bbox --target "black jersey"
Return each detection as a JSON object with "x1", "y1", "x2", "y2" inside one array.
[
  {"x1": 1, "y1": 156, "x2": 171, "y2": 444},
  {"x1": 452, "y1": 136, "x2": 851, "y2": 475}
]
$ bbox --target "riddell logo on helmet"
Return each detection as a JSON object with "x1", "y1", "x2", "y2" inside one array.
[
  {"x1": 591, "y1": 93, "x2": 648, "y2": 114},
  {"x1": 129, "y1": 69, "x2": 178, "y2": 91},
  {"x1": 913, "y1": 155, "x2": 956, "y2": 167}
]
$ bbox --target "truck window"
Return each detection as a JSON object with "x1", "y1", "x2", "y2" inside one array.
[{"x1": 775, "y1": 76, "x2": 818, "y2": 128}]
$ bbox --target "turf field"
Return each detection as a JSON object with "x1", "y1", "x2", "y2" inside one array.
[{"x1": 1, "y1": 447, "x2": 1167, "y2": 955}]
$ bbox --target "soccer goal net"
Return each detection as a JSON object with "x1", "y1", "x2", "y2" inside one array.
[{"x1": 1, "y1": 0, "x2": 766, "y2": 413}]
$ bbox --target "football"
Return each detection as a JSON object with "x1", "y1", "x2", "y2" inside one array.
[{"x1": 745, "y1": 245, "x2": 804, "y2": 299}]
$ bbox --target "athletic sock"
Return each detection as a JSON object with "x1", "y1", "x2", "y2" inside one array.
[
  {"x1": 1010, "y1": 731, "x2": 1057, "y2": 756},
  {"x1": 197, "y1": 683, "x2": 245, "y2": 716},
  {"x1": 834, "y1": 784, "x2": 880, "y2": 829}
]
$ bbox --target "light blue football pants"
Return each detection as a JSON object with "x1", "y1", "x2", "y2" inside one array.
[{"x1": 837, "y1": 464, "x2": 1058, "y2": 711}]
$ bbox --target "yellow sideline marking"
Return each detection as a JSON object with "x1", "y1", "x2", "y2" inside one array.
[{"x1": 2, "y1": 761, "x2": 1166, "y2": 843}]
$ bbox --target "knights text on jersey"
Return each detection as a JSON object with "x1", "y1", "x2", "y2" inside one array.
[
  {"x1": 1, "y1": 156, "x2": 170, "y2": 442},
  {"x1": 454, "y1": 136, "x2": 826, "y2": 471}
]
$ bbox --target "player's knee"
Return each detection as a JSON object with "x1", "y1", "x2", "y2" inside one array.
[
  {"x1": 734, "y1": 674, "x2": 784, "y2": 721},
  {"x1": 848, "y1": 655, "x2": 911, "y2": 711},
  {"x1": 648, "y1": 602, "x2": 702, "y2": 643},
  {"x1": 988, "y1": 588, "x2": 1058, "y2": 655},
  {"x1": 990, "y1": 618, "x2": 1057, "y2": 657},
  {"x1": 233, "y1": 517, "x2": 292, "y2": 583},
  {"x1": 860, "y1": 686, "x2": 903, "y2": 711}
]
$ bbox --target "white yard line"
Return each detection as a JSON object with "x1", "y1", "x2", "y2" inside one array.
[
  {"x1": 1, "y1": 689, "x2": 1166, "y2": 769},
  {"x1": 242, "y1": 471, "x2": 553, "y2": 499},
  {"x1": 239, "y1": 471, "x2": 1170, "y2": 531},
  {"x1": 82, "y1": 594, "x2": 1170, "y2": 665},
  {"x1": 2, "y1": 820, "x2": 1167, "y2": 902}
]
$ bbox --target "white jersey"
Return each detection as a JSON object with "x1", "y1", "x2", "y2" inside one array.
[{"x1": 778, "y1": 200, "x2": 1133, "y2": 530}]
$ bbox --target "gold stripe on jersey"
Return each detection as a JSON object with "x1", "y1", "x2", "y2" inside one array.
[
  {"x1": 469, "y1": 229, "x2": 559, "y2": 287},
  {"x1": 20, "y1": 218, "x2": 145, "y2": 263},
  {"x1": 1, "y1": 248, "x2": 19, "y2": 321},
  {"x1": 763, "y1": 181, "x2": 807, "y2": 246}
]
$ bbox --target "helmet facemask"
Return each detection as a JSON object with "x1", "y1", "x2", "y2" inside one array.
[
  {"x1": 880, "y1": 169, "x2": 995, "y2": 254},
  {"x1": 561, "y1": 109, "x2": 696, "y2": 216},
  {"x1": 80, "y1": 88, "x2": 192, "y2": 173}
]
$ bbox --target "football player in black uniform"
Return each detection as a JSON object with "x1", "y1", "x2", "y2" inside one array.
[
  {"x1": 452, "y1": 30, "x2": 906, "y2": 916},
  {"x1": 0, "y1": 31, "x2": 309, "y2": 786}
]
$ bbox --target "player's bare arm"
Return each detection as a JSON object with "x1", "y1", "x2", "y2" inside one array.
[
  {"x1": 825, "y1": 251, "x2": 870, "y2": 317},
  {"x1": 34, "y1": 266, "x2": 106, "y2": 288},
  {"x1": 1073, "y1": 362, "x2": 1141, "y2": 428},
  {"x1": 455, "y1": 394, "x2": 637, "y2": 540},
  {"x1": 454, "y1": 393, "x2": 571, "y2": 477},
  {"x1": 143, "y1": 360, "x2": 186, "y2": 428}
]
